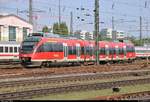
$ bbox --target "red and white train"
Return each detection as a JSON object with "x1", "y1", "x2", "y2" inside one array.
[{"x1": 19, "y1": 33, "x2": 136, "y2": 67}]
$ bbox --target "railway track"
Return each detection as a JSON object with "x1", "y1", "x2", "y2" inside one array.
[
  {"x1": 92, "y1": 91, "x2": 150, "y2": 100},
  {"x1": 0, "y1": 77, "x2": 150, "y2": 100},
  {"x1": 0, "y1": 69, "x2": 150, "y2": 88},
  {"x1": 0, "y1": 60, "x2": 149, "y2": 79}
]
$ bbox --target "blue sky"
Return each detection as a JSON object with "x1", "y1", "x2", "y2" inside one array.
[{"x1": 0, "y1": 0, "x2": 150, "y2": 38}]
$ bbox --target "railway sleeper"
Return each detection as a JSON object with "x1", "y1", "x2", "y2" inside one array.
[
  {"x1": 72, "y1": 86, "x2": 82, "y2": 91},
  {"x1": 53, "y1": 88, "x2": 61, "y2": 93}
]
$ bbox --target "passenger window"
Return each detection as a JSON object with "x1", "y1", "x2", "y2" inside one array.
[
  {"x1": 113, "y1": 48, "x2": 116, "y2": 54},
  {"x1": 9, "y1": 47, "x2": 13, "y2": 53},
  {"x1": 5, "y1": 47, "x2": 8, "y2": 53},
  {"x1": 99, "y1": 47, "x2": 105, "y2": 54},
  {"x1": 109, "y1": 48, "x2": 113, "y2": 55},
  {"x1": 37, "y1": 43, "x2": 63, "y2": 52},
  {"x1": 0, "y1": 47, "x2": 3, "y2": 53},
  {"x1": 14, "y1": 47, "x2": 17, "y2": 53},
  {"x1": 68, "y1": 46, "x2": 73, "y2": 55},
  {"x1": 81, "y1": 47, "x2": 84, "y2": 55}
]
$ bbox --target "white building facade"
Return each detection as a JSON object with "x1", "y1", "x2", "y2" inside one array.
[
  {"x1": 0, "y1": 14, "x2": 33, "y2": 42},
  {"x1": 115, "y1": 30, "x2": 125, "y2": 39},
  {"x1": 74, "y1": 30, "x2": 94, "y2": 40},
  {"x1": 100, "y1": 28, "x2": 125, "y2": 39}
]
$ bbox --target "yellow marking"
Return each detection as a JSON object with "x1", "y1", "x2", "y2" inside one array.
[{"x1": 47, "y1": 40, "x2": 57, "y2": 43}]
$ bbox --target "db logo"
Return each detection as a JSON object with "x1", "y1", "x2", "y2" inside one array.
[
  {"x1": 23, "y1": 55, "x2": 27, "y2": 57},
  {"x1": 54, "y1": 54, "x2": 59, "y2": 57}
]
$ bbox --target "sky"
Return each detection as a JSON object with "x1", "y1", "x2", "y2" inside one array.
[{"x1": 0, "y1": 0, "x2": 150, "y2": 38}]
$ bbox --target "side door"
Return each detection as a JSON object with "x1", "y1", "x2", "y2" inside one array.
[
  {"x1": 63, "y1": 43, "x2": 68, "y2": 61},
  {"x1": 90, "y1": 44, "x2": 94, "y2": 61},
  {"x1": 76, "y1": 43, "x2": 80, "y2": 61},
  {"x1": 123, "y1": 46, "x2": 127, "y2": 59},
  {"x1": 115, "y1": 46, "x2": 119, "y2": 60},
  {"x1": 105, "y1": 45, "x2": 109, "y2": 60}
]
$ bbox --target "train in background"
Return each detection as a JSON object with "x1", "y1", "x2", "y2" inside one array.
[
  {"x1": 0, "y1": 41, "x2": 20, "y2": 62},
  {"x1": 135, "y1": 45, "x2": 150, "y2": 59},
  {"x1": 19, "y1": 33, "x2": 136, "y2": 67}
]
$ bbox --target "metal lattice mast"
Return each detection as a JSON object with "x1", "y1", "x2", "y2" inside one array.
[
  {"x1": 29, "y1": 0, "x2": 33, "y2": 25},
  {"x1": 95, "y1": 0, "x2": 100, "y2": 65},
  {"x1": 70, "y1": 11, "x2": 73, "y2": 34}
]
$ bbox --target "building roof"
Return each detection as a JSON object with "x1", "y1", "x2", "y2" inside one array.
[
  {"x1": 0, "y1": 41, "x2": 20, "y2": 45},
  {"x1": 0, "y1": 14, "x2": 32, "y2": 25}
]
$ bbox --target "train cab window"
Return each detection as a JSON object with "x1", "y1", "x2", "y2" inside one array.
[
  {"x1": 5, "y1": 47, "x2": 8, "y2": 53},
  {"x1": 0, "y1": 47, "x2": 3, "y2": 53},
  {"x1": 14, "y1": 47, "x2": 17, "y2": 53},
  {"x1": 9, "y1": 47, "x2": 13, "y2": 53}
]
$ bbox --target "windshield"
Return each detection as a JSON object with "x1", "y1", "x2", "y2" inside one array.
[{"x1": 20, "y1": 37, "x2": 41, "y2": 54}]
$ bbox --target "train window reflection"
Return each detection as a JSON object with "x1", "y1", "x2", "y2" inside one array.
[
  {"x1": 14, "y1": 47, "x2": 17, "y2": 53},
  {"x1": 9, "y1": 47, "x2": 13, "y2": 53},
  {"x1": 5, "y1": 47, "x2": 8, "y2": 53},
  {"x1": 0, "y1": 47, "x2": 3, "y2": 53}
]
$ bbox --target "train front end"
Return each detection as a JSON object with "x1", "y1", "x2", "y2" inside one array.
[{"x1": 19, "y1": 36, "x2": 42, "y2": 67}]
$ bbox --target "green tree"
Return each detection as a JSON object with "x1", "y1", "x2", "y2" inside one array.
[
  {"x1": 53, "y1": 23, "x2": 59, "y2": 34},
  {"x1": 42, "y1": 26, "x2": 49, "y2": 33},
  {"x1": 53, "y1": 22, "x2": 68, "y2": 35}
]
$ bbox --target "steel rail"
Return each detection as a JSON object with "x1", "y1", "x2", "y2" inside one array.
[
  {"x1": 0, "y1": 69, "x2": 150, "y2": 88},
  {"x1": 92, "y1": 91, "x2": 150, "y2": 100},
  {"x1": 0, "y1": 77, "x2": 150, "y2": 99}
]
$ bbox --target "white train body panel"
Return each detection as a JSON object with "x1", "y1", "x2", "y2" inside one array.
[
  {"x1": 135, "y1": 46, "x2": 150, "y2": 58},
  {"x1": 0, "y1": 41, "x2": 20, "y2": 61}
]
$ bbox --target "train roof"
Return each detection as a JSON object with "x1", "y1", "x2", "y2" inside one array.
[
  {"x1": 29, "y1": 32, "x2": 79, "y2": 40},
  {"x1": 27, "y1": 32, "x2": 134, "y2": 47}
]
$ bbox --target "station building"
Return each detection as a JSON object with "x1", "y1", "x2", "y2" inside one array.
[{"x1": 0, "y1": 14, "x2": 33, "y2": 42}]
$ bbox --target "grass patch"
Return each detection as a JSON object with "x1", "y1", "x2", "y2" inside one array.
[{"x1": 31, "y1": 83, "x2": 150, "y2": 100}]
